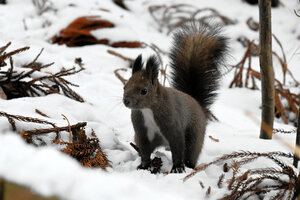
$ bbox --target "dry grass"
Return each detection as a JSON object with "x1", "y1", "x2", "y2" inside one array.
[
  {"x1": 149, "y1": 4, "x2": 236, "y2": 34},
  {"x1": 230, "y1": 36, "x2": 299, "y2": 124}
]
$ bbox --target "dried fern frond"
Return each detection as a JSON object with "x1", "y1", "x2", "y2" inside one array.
[
  {"x1": 185, "y1": 151, "x2": 293, "y2": 181},
  {"x1": 55, "y1": 129, "x2": 111, "y2": 170},
  {"x1": 185, "y1": 151, "x2": 297, "y2": 200}
]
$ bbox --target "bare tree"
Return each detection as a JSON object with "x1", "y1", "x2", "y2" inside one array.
[{"x1": 259, "y1": 0, "x2": 275, "y2": 139}]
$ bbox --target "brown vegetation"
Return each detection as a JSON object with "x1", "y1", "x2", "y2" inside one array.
[
  {"x1": 0, "y1": 42, "x2": 84, "y2": 102},
  {"x1": 149, "y1": 4, "x2": 236, "y2": 34},
  {"x1": 0, "y1": 110, "x2": 110, "y2": 170},
  {"x1": 52, "y1": 16, "x2": 142, "y2": 48},
  {"x1": 54, "y1": 130, "x2": 110, "y2": 169},
  {"x1": 230, "y1": 37, "x2": 299, "y2": 125},
  {"x1": 184, "y1": 151, "x2": 298, "y2": 199}
]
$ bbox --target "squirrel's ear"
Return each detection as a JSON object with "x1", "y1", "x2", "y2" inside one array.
[
  {"x1": 132, "y1": 54, "x2": 143, "y2": 74},
  {"x1": 145, "y1": 55, "x2": 159, "y2": 84}
]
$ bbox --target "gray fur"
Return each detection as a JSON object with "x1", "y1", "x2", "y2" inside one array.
[
  {"x1": 123, "y1": 22, "x2": 227, "y2": 173},
  {"x1": 128, "y1": 84, "x2": 206, "y2": 172}
]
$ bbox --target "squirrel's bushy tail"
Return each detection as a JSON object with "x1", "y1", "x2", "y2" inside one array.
[{"x1": 169, "y1": 22, "x2": 228, "y2": 111}]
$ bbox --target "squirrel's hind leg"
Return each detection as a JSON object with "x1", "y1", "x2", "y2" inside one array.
[
  {"x1": 184, "y1": 125, "x2": 205, "y2": 169},
  {"x1": 164, "y1": 130, "x2": 185, "y2": 173}
]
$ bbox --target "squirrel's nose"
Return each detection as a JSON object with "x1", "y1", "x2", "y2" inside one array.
[{"x1": 123, "y1": 98, "x2": 130, "y2": 107}]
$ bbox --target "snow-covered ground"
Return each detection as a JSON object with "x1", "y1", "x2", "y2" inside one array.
[{"x1": 0, "y1": 0, "x2": 299, "y2": 199}]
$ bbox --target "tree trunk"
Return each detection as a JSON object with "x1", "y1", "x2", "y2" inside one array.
[
  {"x1": 259, "y1": 0, "x2": 275, "y2": 139},
  {"x1": 294, "y1": 168, "x2": 300, "y2": 199},
  {"x1": 294, "y1": 106, "x2": 300, "y2": 167}
]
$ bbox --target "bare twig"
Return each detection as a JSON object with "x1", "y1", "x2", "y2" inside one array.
[
  {"x1": 294, "y1": 9, "x2": 300, "y2": 17},
  {"x1": 35, "y1": 109, "x2": 50, "y2": 118},
  {"x1": 61, "y1": 114, "x2": 72, "y2": 143},
  {"x1": 114, "y1": 68, "x2": 127, "y2": 85},
  {"x1": 208, "y1": 135, "x2": 219, "y2": 142},
  {"x1": 130, "y1": 142, "x2": 140, "y2": 153},
  {"x1": 22, "y1": 122, "x2": 86, "y2": 135},
  {"x1": 107, "y1": 49, "x2": 134, "y2": 63},
  {"x1": 0, "y1": 111, "x2": 56, "y2": 129},
  {"x1": 246, "y1": 17, "x2": 259, "y2": 31},
  {"x1": 32, "y1": 0, "x2": 55, "y2": 15}
]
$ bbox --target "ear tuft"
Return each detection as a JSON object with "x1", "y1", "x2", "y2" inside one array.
[
  {"x1": 132, "y1": 54, "x2": 143, "y2": 74},
  {"x1": 145, "y1": 55, "x2": 159, "y2": 83}
]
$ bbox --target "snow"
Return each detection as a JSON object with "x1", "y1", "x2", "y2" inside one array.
[{"x1": 0, "y1": 0, "x2": 299, "y2": 199}]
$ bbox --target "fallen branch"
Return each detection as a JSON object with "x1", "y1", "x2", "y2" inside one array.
[
  {"x1": 0, "y1": 111, "x2": 55, "y2": 131},
  {"x1": 22, "y1": 122, "x2": 86, "y2": 135}
]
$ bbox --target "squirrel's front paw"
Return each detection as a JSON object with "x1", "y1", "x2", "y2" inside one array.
[
  {"x1": 137, "y1": 162, "x2": 151, "y2": 170},
  {"x1": 170, "y1": 164, "x2": 185, "y2": 173}
]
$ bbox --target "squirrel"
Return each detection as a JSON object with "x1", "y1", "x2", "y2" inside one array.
[{"x1": 123, "y1": 22, "x2": 228, "y2": 173}]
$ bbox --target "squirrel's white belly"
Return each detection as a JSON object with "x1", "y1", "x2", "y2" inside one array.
[{"x1": 141, "y1": 108, "x2": 161, "y2": 142}]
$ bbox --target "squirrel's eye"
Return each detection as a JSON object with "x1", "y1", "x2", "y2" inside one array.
[{"x1": 140, "y1": 88, "x2": 147, "y2": 95}]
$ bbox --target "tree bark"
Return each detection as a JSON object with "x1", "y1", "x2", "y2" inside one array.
[
  {"x1": 295, "y1": 169, "x2": 300, "y2": 199},
  {"x1": 259, "y1": 0, "x2": 275, "y2": 139},
  {"x1": 294, "y1": 106, "x2": 300, "y2": 167}
]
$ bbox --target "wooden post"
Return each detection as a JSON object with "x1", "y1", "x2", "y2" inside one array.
[{"x1": 259, "y1": 0, "x2": 275, "y2": 139}]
